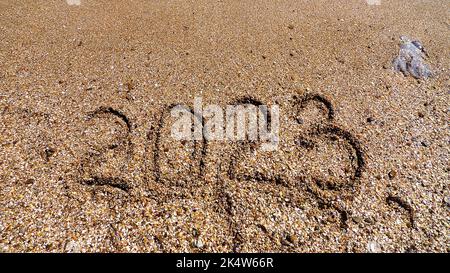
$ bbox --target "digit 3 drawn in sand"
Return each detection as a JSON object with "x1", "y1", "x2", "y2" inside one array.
[
  {"x1": 294, "y1": 94, "x2": 365, "y2": 203},
  {"x1": 78, "y1": 107, "x2": 133, "y2": 193},
  {"x1": 225, "y1": 94, "x2": 366, "y2": 250},
  {"x1": 148, "y1": 104, "x2": 207, "y2": 189},
  {"x1": 228, "y1": 93, "x2": 365, "y2": 200}
]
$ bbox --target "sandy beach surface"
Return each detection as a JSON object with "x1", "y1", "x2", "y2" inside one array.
[{"x1": 0, "y1": 0, "x2": 448, "y2": 252}]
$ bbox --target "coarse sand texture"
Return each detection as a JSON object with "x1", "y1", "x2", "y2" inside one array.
[{"x1": 0, "y1": 0, "x2": 448, "y2": 252}]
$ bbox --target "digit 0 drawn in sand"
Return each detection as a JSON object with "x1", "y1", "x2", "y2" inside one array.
[
  {"x1": 144, "y1": 105, "x2": 233, "y2": 252},
  {"x1": 148, "y1": 103, "x2": 207, "y2": 189},
  {"x1": 78, "y1": 107, "x2": 133, "y2": 193}
]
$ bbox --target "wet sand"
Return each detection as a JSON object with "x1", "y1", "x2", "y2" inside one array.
[{"x1": 0, "y1": 0, "x2": 449, "y2": 252}]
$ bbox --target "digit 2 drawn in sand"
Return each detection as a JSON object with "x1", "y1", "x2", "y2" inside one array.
[
  {"x1": 78, "y1": 107, "x2": 133, "y2": 192},
  {"x1": 225, "y1": 93, "x2": 366, "y2": 250},
  {"x1": 228, "y1": 93, "x2": 365, "y2": 198}
]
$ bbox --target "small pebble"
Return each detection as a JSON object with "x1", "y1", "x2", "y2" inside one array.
[
  {"x1": 444, "y1": 196, "x2": 450, "y2": 208},
  {"x1": 367, "y1": 241, "x2": 381, "y2": 253},
  {"x1": 24, "y1": 178, "x2": 35, "y2": 185},
  {"x1": 65, "y1": 240, "x2": 81, "y2": 253},
  {"x1": 193, "y1": 238, "x2": 204, "y2": 248},
  {"x1": 287, "y1": 234, "x2": 298, "y2": 245},
  {"x1": 192, "y1": 228, "x2": 199, "y2": 237},
  {"x1": 388, "y1": 170, "x2": 397, "y2": 180},
  {"x1": 420, "y1": 141, "x2": 430, "y2": 147},
  {"x1": 45, "y1": 147, "x2": 56, "y2": 160}
]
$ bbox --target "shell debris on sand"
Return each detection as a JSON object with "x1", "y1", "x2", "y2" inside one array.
[
  {"x1": 392, "y1": 36, "x2": 433, "y2": 79},
  {"x1": 0, "y1": 0, "x2": 448, "y2": 253},
  {"x1": 66, "y1": 0, "x2": 81, "y2": 6}
]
